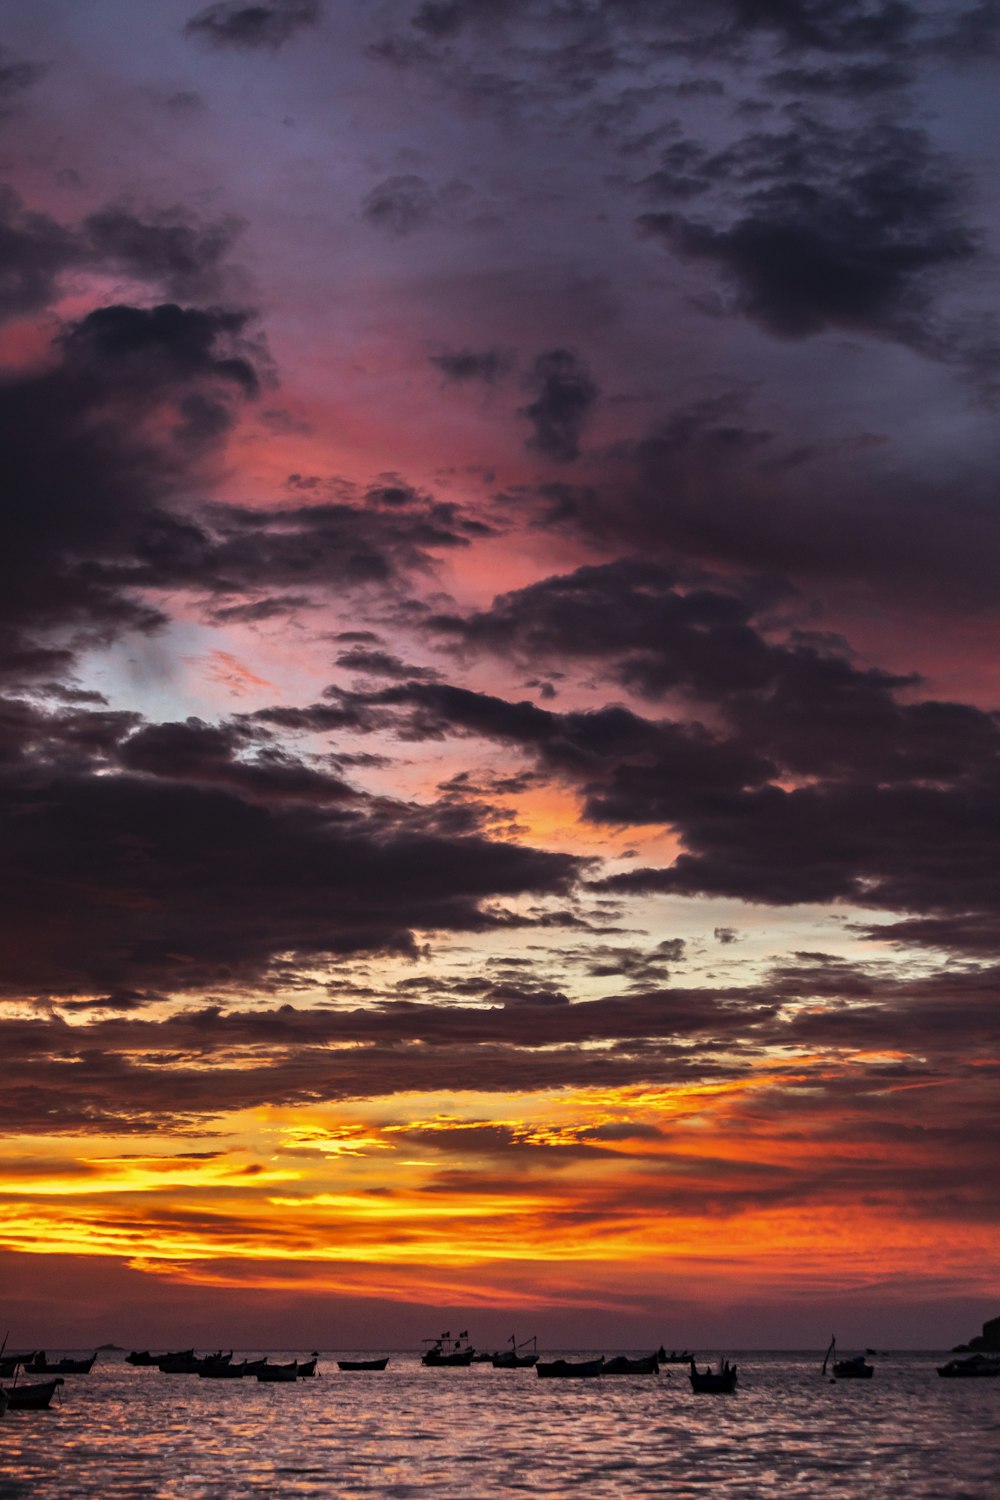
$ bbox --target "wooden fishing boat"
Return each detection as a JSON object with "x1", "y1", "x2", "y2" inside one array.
[
  {"x1": 688, "y1": 1358, "x2": 737, "y2": 1393},
  {"x1": 823, "y1": 1338, "x2": 873, "y2": 1380},
  {"x1": 3, "y1": 1378, "x2": 64, "y2": 1410},
  {"x1": 937, "y1": 1354, "x2": 1000, "y2": 1377},
  {"x1": 423, "y1": 1346, "x2": 475, "y2": 1366},
  {"x1": 337, "y1": 1357, "x2": 389, "y2": 1371},
  {"x1": 536, "y1": 1357, "x2": 605, "y2": 1378},
  {"x1": 200, "y1": 1360, "x2": 248, "y2": 1378},
  {"x1": 491, "y1": 1335, "x2": 539, "y2": 1369},
  {"x1": 157, "y1": 1353, "x2": 203, "y2": 1373},
  {"x1": 0, "y1": 1389, "x2": 7, "y2": 1420},
  {"x1": 602, "y1": 1353, "x2": 660, "y2": 1375},
  {"x1": 657, "y1": 1347, "x2": 694, "y2": 1364},
  {"x1": 26, "y1": 1352, "x2": 96, "y2": 1375},
  {"x1": 421, "y1": 1333, "x2": 476, "y2": 1367},
  {"x1": 256, "y1": 1360, "x2": 298, "y2": 1382}
]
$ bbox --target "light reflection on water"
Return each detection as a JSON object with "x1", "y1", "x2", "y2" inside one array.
[{"x1": 1, "y1": 1353, "x2": 996, "y2": 1499}]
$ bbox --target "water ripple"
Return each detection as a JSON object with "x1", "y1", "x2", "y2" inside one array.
[{"x1": 1, "y1": 1352, "x2": 996, "y2": 1499}]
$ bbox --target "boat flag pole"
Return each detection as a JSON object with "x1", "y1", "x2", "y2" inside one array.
[{"x1": 822, "y1": 1336, "x2": 835, "y2": 1375}]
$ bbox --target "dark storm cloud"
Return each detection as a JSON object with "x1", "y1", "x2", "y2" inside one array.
[
  {"x1": 398, "y1": 0, "x2": 996, "y2": 66},
  {"x1": 0, "y1": 977, "x2": 775, "y2": 1132},
  {"x1": 3, "y1": 954, "x2": 996, "y2": 1166},
  {"x1": 597, "y1": 775, "x2": 1000, "y2": 918},
  {"x1": 430, "y1": 347, "x2": 512, "y2": 383},
  {"x1": 83, "y1": 207, "x2": 245, "y2": 301},
  {"x1": 0, "y1": 690, "x2": 583, "y2": 1005},
  {"x1": 638, "y1": 118, "x2": 977, "y2": 343},
  {"x1": 0, "y1": 738, "x2": 581, "y2": 997},
  {"x1": 0, "y1": 187, "x2": 79, "y2": 321},
  {"x1": 340, "y1": 679, "x2": 774, "y2": 822},
  {"x1": 0, "y1": 1024, "x2": 716, "y2": 1134},
  {"x1": 515, "y1": 392, "x2": 1000, "y2": 612},
  {"x1": 766, "y1": 60, "x2": 911, "y2": 95},
  {"x1": 206, "y1": 594, "x2": 314, "y2": 623},
  {"x1": 371, "y1": 2, "x2": 992, "y2": 382},
  {"x1": 1, "y1": 300, "x2": 262, "y2": 683},
  {"x1": 410, "y1": 1, "x2": 494, "y2": 37},
  {"x1": 519, "y1": 349, "x2": 600, "y2": 462},
  {"x1": 335, "y1": 647, "x2": 441, "y2": 681},
  {"x1": 0, "y1": 285, "x2": 497, "y2": 692},
  {"x1": 424, "y1": 556, "x2": 790, "y2": 696},
  {"x1": 0, "y1": 187, "x2": 248, "y2": 321},
  {"x1": 315, "y1": 557, "x2": 1000, "y2": 948},
  {"x1": 61, "y1": 302, "x2": 258, "y2": 396},
  {"x1": 117, "y1": 718, "x2": 360, "y2": 805},
  {"x1": 420, "y1": 555, "x2": 998, "y2": 789},
  {"x1": 184, "y1": 1, "x2": 322, "y2": 50},
  {"x1": 362, "y1": 175, "x2": 437, "y2": 236},
  {"x1": 717, "y1": 0, "x2": 1000, "y2": 62},
  {"x1": 852, "y1": 913, "x2": 1000, "y2": 956},
  {"x1": 183, "y1": 488, "x2": 480, "y2": 597},
  {"x1": 710, "y1": 0, "x2": 920, "y2": 55},
  {"x1": 0, "y1": 47, "x2": 46, "y2": 114}
]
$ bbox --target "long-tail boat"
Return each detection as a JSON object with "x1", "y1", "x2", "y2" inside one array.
[
  {"x1": 536, "y1": 1356, "x2": 605, "y2": 1378},
  {"x1": 689, "y1": 1357, "x2": 737, "y2": 1393},
  {"x1": 3, "y1": 1378, "x2": 64, "y2": 1410}
]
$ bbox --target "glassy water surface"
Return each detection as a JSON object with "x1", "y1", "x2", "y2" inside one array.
[{"x1": 1, "y1": 1351, "x2": 996, "y2": 1499}]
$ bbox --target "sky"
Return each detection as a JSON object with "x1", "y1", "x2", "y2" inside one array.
[{"x1": 1, "y1": 0, "x2": 999, "y2": 1352}]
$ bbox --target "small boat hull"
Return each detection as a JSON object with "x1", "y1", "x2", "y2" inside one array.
[
  {"x1": 26, "y1": 1355, "x2": 95, "y2": 1375},
  {"x1": 937, "y1": 1356, "x2": 1000, "y2": 1378},
  {"x1": 689, "y1": 1360, "x2": 737, "y2": 1393},
  {"x1": 689, "y1": 1371, "x2": 737, "y2": 1393},
  {"x1": 337, "y1": 1358, "x2": 388, "y2": 1371},
  {"x1": 3, "y1": 1379, "x2": 64, "y2": 1410},
  {"x1": 536, "y1": 1358, "x2": 604, "y2": 1378},
  {"x1": 200, "y1": 1362, "x2": 248, "y2": 1378},
  {"x1": 602, "y1": 1354, "x2": 659, "y2": 1376}
]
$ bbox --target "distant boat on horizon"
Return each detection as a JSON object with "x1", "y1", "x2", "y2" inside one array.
[
  {"x1": 421, "y1": 1331, "x2": 476, "y2": 1367},
  {"x1": 491, "y1": 1334, "x2": 539, "y2": 1369},
  {"x1": 823, "y1": 1337, "x2": 874, "y2": 1380},
  {"x1": 26, "y1": 1351, "x2": 96, "y2": 1375},
  {"x1": 689, "y1": 1358, "x2": 737, "y2": 1393},
  {"x1": 536, "y1": 1356, "x2": 604, "y2": 1378},
  {"x1": 937, "y1": 1353, "x2": 1000, "y2": 1378},
  {"x1": 3, "y1": 1378, "x2": 64, "y2": 1410}
]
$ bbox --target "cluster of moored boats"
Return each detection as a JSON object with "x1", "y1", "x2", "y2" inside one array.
[
  {"x1": 3, "y1": 1334, "x2": 996, "y2": 1417},
  {"x1": 0, "y1": 1348, "x2": 96, "y2": 1413},
  {"x1": 126, "y1": 1349, "x2": 318, "y2": 1380},
  {"x1": 418, "y1": 1334, "x2": 731, "y2": 1386}
]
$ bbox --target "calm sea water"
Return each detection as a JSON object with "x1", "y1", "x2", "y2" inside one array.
[{"x1": 1, "y1": 1350, "x2": 996, "y2": 1499}]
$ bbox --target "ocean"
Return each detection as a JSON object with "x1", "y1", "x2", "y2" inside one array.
[{"x1": 1, "y1": 1350, "x2": 996, "y2": 1498}]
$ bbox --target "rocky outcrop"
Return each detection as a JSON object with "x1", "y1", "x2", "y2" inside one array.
[{"x1": 953, "y1": 1315, "x2": 1000, "y2": 1353}]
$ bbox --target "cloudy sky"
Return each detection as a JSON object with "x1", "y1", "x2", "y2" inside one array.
[{"x1": 2, "y1": 0, "x2": 999, "y2": 1350}]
